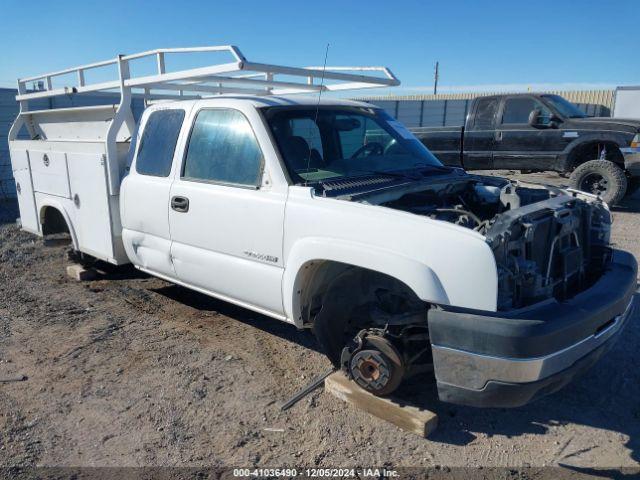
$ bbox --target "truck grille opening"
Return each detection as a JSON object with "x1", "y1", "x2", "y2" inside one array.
[{"x1": 487, "y1": 196, "x2": 611, "y2": 310}]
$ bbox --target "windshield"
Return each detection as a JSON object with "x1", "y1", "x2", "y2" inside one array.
[
  {"x1": 263, "y1": 106, "x2": 444, "y2": 184},
  {"x1": 542, "y1": 94, "x2": 587, "y2": 118}
]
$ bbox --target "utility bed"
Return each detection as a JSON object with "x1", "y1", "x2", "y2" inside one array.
[{"x1": 11, "y1": 105, "x2": 132, "y2": 263}]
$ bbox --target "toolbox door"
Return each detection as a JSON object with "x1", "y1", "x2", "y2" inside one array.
[
  {"x1": 67, "y1": 152, "x2": 115, "y2": 261},
  {"x1": 29, "y1": 150, "x2": 71, "y2": 198},
  {"x1": 10, "y1": 149, "x2": 39, "y2": 233}
]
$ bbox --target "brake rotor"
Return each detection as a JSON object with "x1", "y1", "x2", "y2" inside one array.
[{"x1": 348, "y1": 335, "x2": 404, "y2": 396}]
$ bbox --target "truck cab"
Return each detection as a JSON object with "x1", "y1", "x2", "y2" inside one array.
[
  {"x1": 122, "y1": 99, "x2": 289, "y2": 317},
  {"x1": 121, "y1": 96, "x2": 502, "y2": 321}
]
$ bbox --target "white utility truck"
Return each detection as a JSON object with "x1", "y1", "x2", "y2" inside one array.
[{"x1": 9, "y1": 47, "x2": 636, "y2": 407}]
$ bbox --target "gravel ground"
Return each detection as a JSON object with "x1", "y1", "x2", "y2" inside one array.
[{"x1": 0, "y1": 172, "x2": 638, "y2": 472}]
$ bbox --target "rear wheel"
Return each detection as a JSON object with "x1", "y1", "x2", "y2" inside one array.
[{"x1": 569, "y1": 160, "x2": 627, "y2": 205}]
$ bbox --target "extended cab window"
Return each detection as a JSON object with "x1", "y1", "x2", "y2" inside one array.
[
  {"x1": 502, "y1": 97, "x2": 550, "y2": 125},
  {"x1": 135, "y1": 109, "x2": 185, "y2": 177},
  {"x1": 182, "y1": 109, "x2": 263, "y2": 187}
]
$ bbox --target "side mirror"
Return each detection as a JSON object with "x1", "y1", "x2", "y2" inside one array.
[
  {"x1": 528, "y1": 109, "x2": 561, "y2": 128},
  {"x1": 528, "y1": 109, "x2": 542, "y2": 127},
  {"x1": 548, "y1": 114, "x2": 563, "y2": 129}
]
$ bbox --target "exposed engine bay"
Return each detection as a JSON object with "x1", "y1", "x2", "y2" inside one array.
[
  {"x1": 356, "y1": 174, "x2": 612, "y2": 311},
  {"x1": 316, "y1": 172, "x2": 613, "y2": 397}
]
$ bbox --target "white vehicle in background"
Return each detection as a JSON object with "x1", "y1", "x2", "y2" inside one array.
[
  {"x1": 8, "y1": 47, "x2": 636, "y2": 407},
  {"x1": 613, "y1": 85, "x2": 640, "y2": 119}
]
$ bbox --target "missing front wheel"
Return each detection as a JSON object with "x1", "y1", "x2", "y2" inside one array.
[{"x1": 340, "y1": 330, "x2": 405, "y2": 396}]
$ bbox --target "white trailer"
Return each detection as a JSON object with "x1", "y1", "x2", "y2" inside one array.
[
  {"x1": 613, "y1": 86, "x2": 640, "y2": 119},
  {"x1": 8, "y1": 45, "x2": 399, "y2": 264}
]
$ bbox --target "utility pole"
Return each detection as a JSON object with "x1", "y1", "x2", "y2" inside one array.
[{"x1": 433, "y1": 61, "x2": 439, "y2": 95}]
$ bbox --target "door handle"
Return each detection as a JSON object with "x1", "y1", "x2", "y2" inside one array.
[{"x1": 171, "y1": 196, "x2": 189, "y2": 213}]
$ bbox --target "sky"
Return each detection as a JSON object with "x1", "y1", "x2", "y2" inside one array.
[{"x1": 1, "y1": 0, "x2": 639, "y2": 96}]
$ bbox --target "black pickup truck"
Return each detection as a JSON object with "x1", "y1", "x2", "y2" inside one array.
[{"x1": 411, "y1": 93, "x2": 640, "y2": 204}]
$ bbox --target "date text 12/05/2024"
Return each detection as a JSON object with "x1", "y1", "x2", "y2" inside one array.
[{"x1": 233, "y1": 468, "x2": 399, "y2": 477}]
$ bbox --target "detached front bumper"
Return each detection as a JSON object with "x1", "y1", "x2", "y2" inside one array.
[{"x1": 428, "y1": 249, "x2": 638, "y2": 408}]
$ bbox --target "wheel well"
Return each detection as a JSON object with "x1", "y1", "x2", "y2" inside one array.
[
  {"x1": 568, "y1": 141, "x2": 624, "y2": 171},
  {"x1": 40, "y1": 206, "x2": 70, "y2": 237},
  {"x1": 295, "y1": 260, "x2": 422, "y2": 328}
]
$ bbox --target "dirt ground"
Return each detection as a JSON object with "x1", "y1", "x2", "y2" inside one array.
[{"x1": 0, "y1": 171, "x2": 638, "y2": 472}]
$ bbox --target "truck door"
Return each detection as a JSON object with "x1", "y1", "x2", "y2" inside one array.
[
  {"x1": 462, "y1": 96, "x2": 499, "y2": 169},
  {"x1": 493, "y1": 96, "x2": 563, "y2": 170},
  {"x1": 168, "y1": 108, "x2": 286, "y2": 316},
  {"x1": 120, "y1": 108, "x2": 186, "y2": 279}
]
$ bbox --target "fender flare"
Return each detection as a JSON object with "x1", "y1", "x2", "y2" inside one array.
[
  {"x1": 283, "y1": 237, "x2": 449, "y2": 327},
  {"x1": 562, "y1": 134, "x2": 627, "y2": 171},
  {"x1": 38, "y1": 200, "x2": 79, "y2": 251}
]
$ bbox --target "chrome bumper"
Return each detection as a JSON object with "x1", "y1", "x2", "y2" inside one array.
[{"x1": 433, "y1": 297, "x2": 634, "y2": 392}]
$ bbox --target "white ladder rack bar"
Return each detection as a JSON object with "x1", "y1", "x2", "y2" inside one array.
[
  {"x1": 10, "y1": 45, "x2": 400, "y2": 198},
  {"x1": 15, "y1": 45, "x2": 399, "y2": 102},
  {"x1": 139, "y1": 82, "x2": 269, "y2": 96}
]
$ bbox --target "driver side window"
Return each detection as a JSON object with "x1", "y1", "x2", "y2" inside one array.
[{"x1": 502, "y1": 98, "x2": 551, "y2": 125}]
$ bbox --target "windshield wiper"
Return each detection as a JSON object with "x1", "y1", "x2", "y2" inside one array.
[{"x1": 302, "y1": 165, "x2": 452, "y2": 190}]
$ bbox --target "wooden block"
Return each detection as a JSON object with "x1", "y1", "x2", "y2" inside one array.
[
  {"x1": 325, "y1": 372, "x2": 437, "y2": 438},
  {"x1": 66, "y1": 264, "x2": 96, "y2": 281}
]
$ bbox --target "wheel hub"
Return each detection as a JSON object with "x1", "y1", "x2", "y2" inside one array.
[
  {"x1": 581, "y1": 173, "x2": 608, "y2": 195},
  {"x1": 342, "y1": 332, "x2": 405, "y2": 396},
  {"x1": 351, "y1": 350, "x2": 391, "y2": 391},
  {"x1": 357, "y1": 358, "x2": 382, "y2": 381}
]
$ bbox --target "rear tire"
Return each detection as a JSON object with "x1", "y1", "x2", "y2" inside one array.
[{"x1": 569, "y1": 160, "x2": 627, "y2": 205}]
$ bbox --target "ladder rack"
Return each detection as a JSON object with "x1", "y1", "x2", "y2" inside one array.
[
  {"x1": 9, "y1": 46, "x2": 400, "y2": 197},
  {"x1": 15, "y1": 45, "x2": 400, "y2": 102}
]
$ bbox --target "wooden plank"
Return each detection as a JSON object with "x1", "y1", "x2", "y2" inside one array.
[
  {"x1": 324, "y1": 372, "x2": 438, "y2": 438},
  {"x1": 66, "y1": 263, "x2": 96, "y2": 281}
]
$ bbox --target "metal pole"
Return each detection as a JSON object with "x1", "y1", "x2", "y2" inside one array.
[{"x1": 434, "y1": 61, "x2": 439, "y2": 95}]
